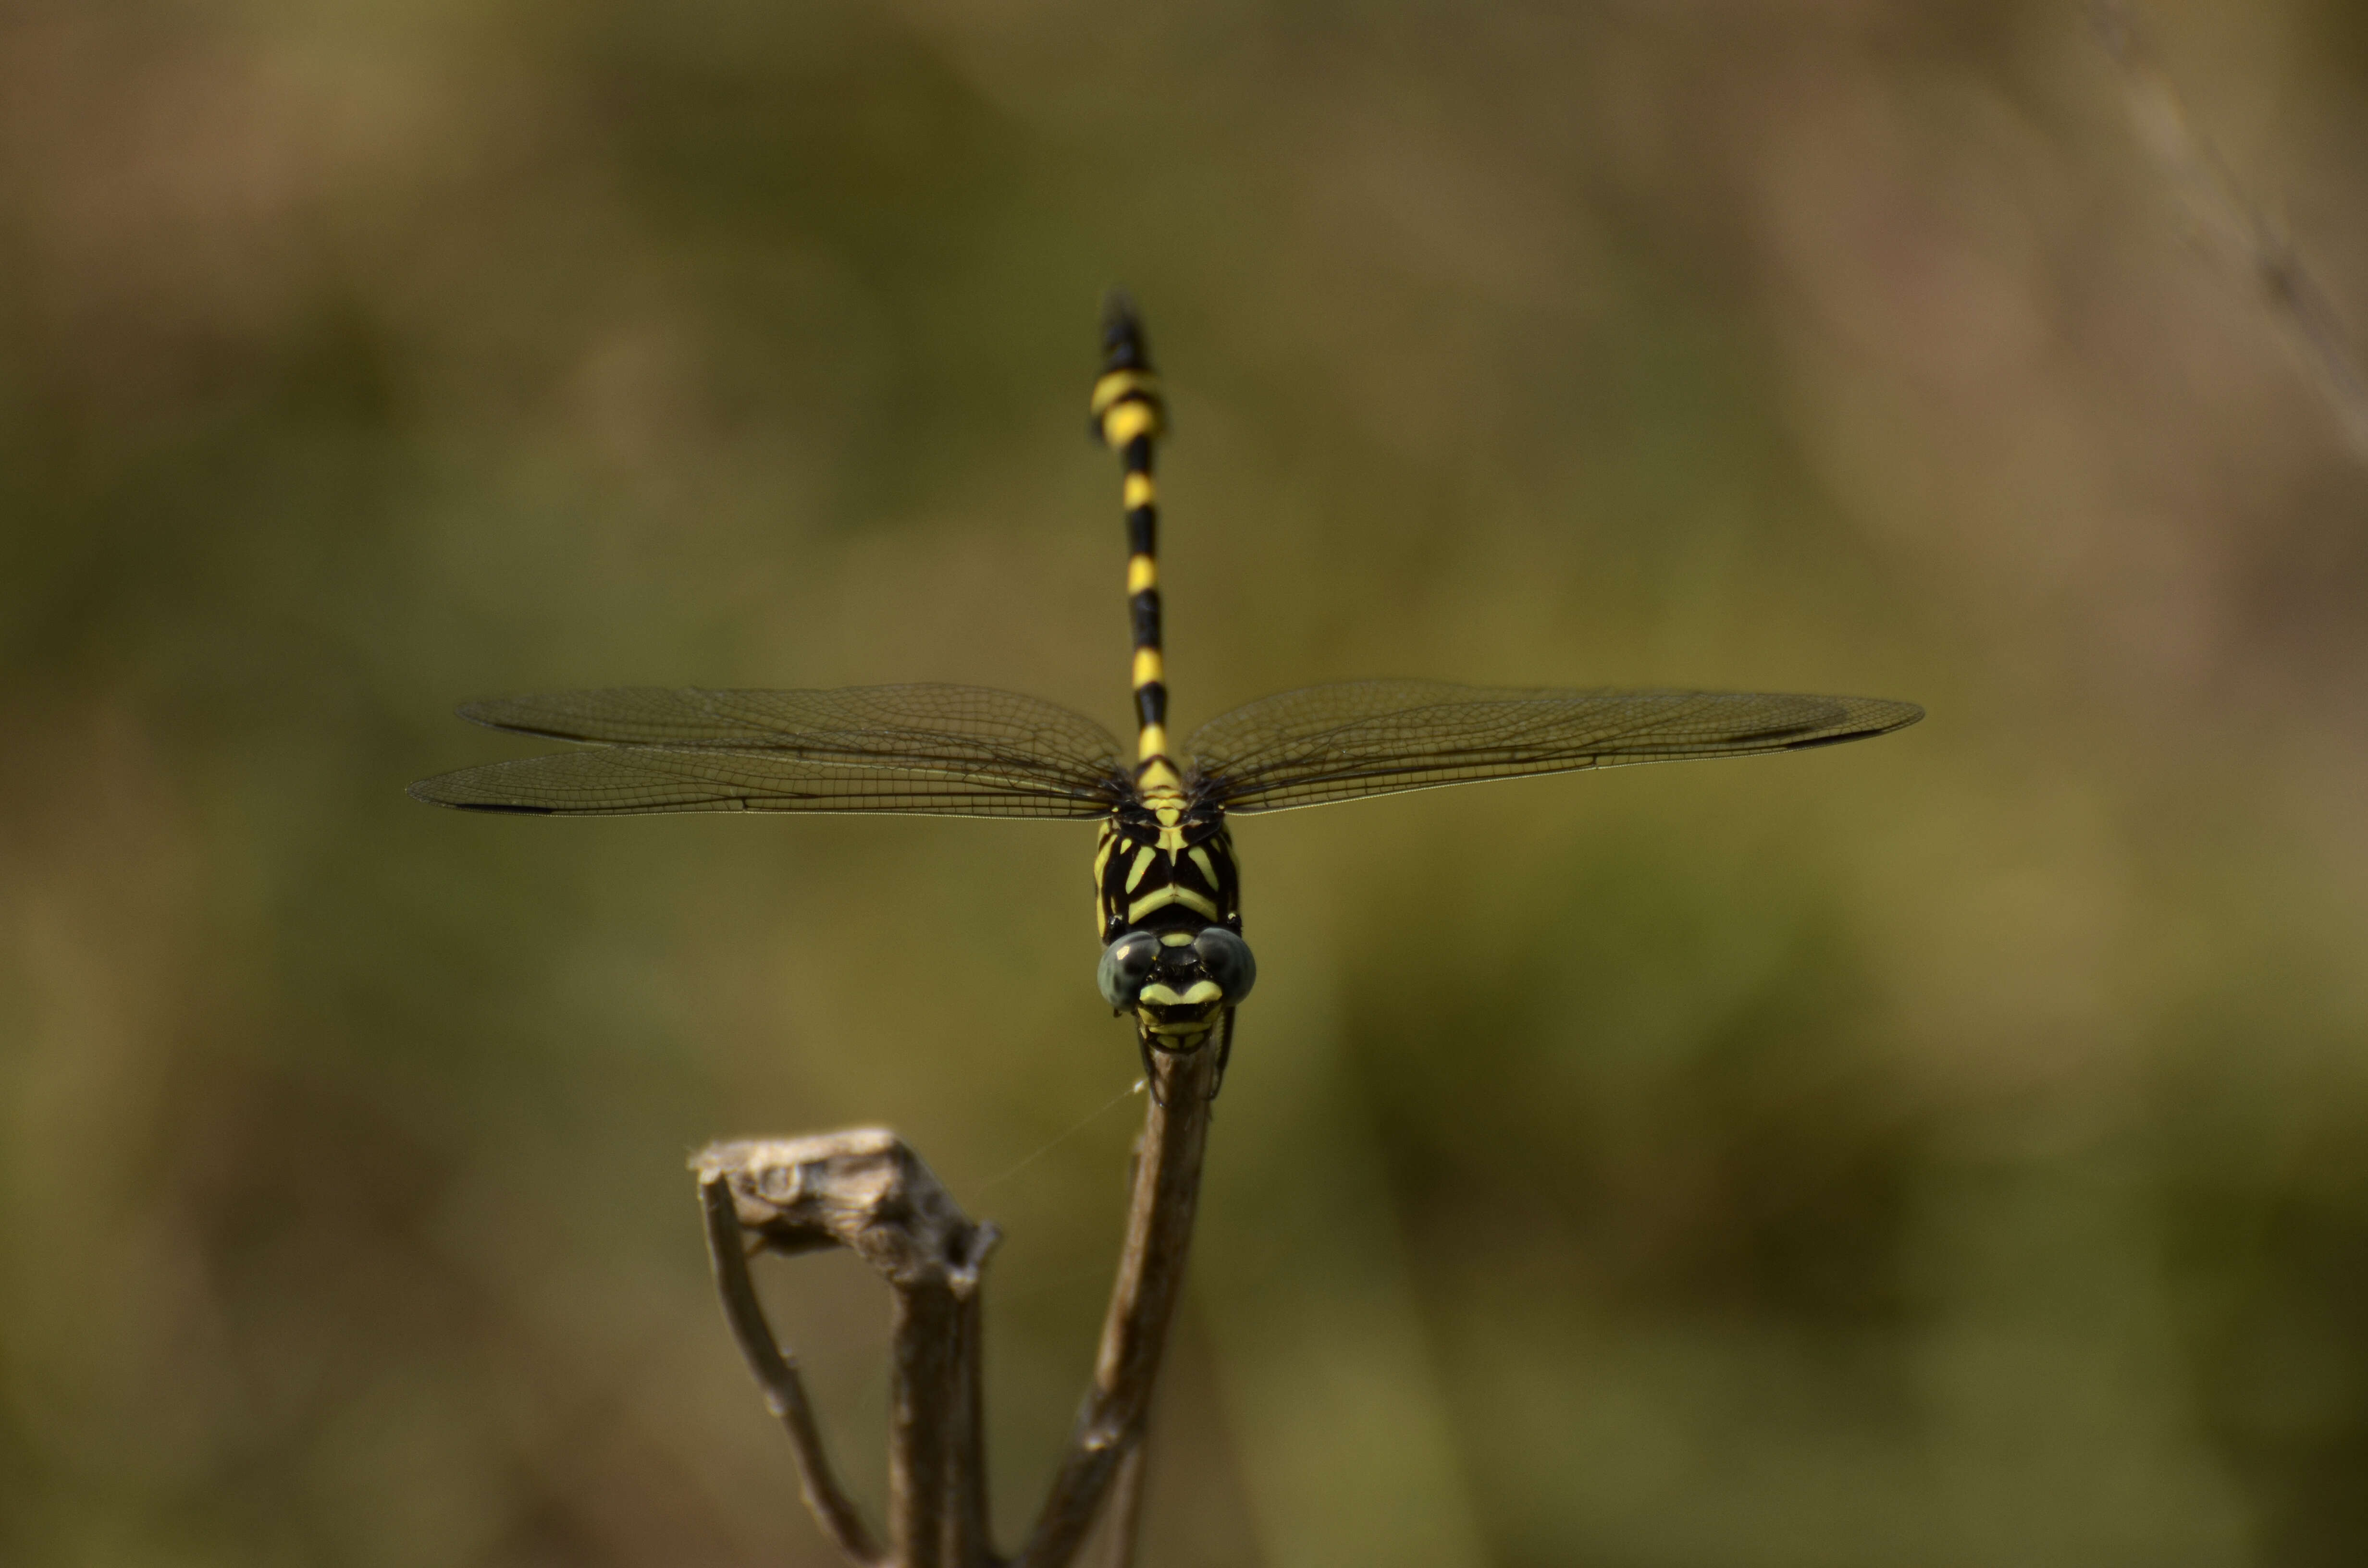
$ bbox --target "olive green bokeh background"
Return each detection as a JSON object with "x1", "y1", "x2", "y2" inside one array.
[{"x1": 9, "y1": 2, "x2": 2368, "y2": 1564}]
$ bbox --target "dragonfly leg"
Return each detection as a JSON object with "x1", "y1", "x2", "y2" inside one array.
[
  {"x1": 1136, "y1": 1029, "x2": 1165, "y2": 1107},
  {"x1": 1207, "y1": 1010, "x2": 1235, "y2": 1102}
]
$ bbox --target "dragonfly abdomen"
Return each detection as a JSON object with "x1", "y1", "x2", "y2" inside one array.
[{"x1": 1092, "y1": 297, "x2": 1170, "y2": 770}]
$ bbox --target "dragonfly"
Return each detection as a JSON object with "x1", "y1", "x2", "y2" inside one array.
[{"x1": 411, "y1": 298, "x2": 1923, "y2": 1095}]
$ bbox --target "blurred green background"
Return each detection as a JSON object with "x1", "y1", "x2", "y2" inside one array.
[{"x1": 8, "y1": 1, "x2": 2368, "y2": 1564}]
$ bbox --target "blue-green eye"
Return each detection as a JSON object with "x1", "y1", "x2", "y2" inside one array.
[
  {"x1": 1098, "y1": 932, "x2": 1161, "y2": 1010},
  {"x1": 1192, "y1": 927, "x2": 1256, "y2": 1003}
]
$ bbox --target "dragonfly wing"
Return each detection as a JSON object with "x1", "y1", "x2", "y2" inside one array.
[
  {"x1": 412, "y1": 683, "x2": 1128, "y2": 817},
  {"x1": 1187, "y1": 680, "x2": 1922, "y2": 814},
  {"x1": 410, "y1": 750, "x2": 1119, "y2": 818}
]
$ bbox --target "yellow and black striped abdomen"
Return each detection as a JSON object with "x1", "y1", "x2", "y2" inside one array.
[
  {"x1": 1092, "y1": 298, "x2": 1171, "y2": 772},
  {"x1": 1093, "y1": 802, "x2": 1240, "y2": 945}
]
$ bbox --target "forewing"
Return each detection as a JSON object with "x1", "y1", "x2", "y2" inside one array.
[
  {"x1": 410, "y1": 750, "x2": 1119, "y2": 817},
  {"x1": 1188, "y1": 680, "x2": 1922, "y2": 813},
  {"x1": 411, "y1": 683, "x2": 1127, "y2": 818}
]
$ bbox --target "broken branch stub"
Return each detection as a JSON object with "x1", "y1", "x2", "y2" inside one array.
[{"x1": 699, "y1": 1129, "x2": 996, "y2": 1286}]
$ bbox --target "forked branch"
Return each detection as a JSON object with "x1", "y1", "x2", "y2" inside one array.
[{"x1": 694, "y1": 1045, "x2": 1217, "y2": 1568}]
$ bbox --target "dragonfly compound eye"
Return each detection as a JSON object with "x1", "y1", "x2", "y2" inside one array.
[
  {"x1": 1191, "y1": 927, "x2": 1256, "y2": 1004},
  {"x1": 1098, "y1": 931, "x2": 1163, "y2": 1010}
]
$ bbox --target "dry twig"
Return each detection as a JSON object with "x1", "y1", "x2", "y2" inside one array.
[{"x1": 698, "y1": 1170, "x2": 887, "y2": 1565}]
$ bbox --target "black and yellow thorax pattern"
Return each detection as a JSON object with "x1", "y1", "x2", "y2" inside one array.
[{"x1": 1093, "y1": 771, "x2": 1241, "y2": 944}]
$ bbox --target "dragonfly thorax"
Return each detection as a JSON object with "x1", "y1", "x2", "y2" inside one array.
[{"x1": 1094, "y1": 799, "x2": 1238, "y2": 944}]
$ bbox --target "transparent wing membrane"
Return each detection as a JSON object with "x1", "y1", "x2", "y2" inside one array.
[
  {"x1": 411, "y1": 684, "x2": 1127, "y2": 818},
  {"x1": 410, "y1": 751, "x2": 1122, "y2": 818},
  {"x1": 413, "y1": 680, "x2": 1923, "y2": 818},
  {"x1": 1187, "y1": 681, "x2": 1924, "y2": 813}
]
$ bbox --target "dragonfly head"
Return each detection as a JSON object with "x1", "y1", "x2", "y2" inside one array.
[{"x1": 1098, "y1": 924, "x2": 1256, "y2": 1041}]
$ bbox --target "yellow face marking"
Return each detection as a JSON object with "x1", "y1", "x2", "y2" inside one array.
[
  {"x1": 1159, "y1": 930, "x2": 1196, "y2": 947},
  {"x1": 1124, "y1": 845, "x2": 1156, "y2": 893},
  {"x1": 1123, "y1": 471, "x2": 1156, "y2": 509},
  {"x1": 1132, "y1": 647, "x2": 1163, "y2": 688},
  {"x1": 1140, "y1": 980, "x2": 1222, "y2": 1008},
  {"x1": 1130, "y1": 884, "x2": 1218, "y2": 923},
  {"x1": 1126, "y1": 553, "x2": 1157, "y2": 594},
  {"x1": 1137, "y1": 723, "x2": 1170, "y2": 766},
  {"x1": 1101, "y1": 401, "x2": 1159, "y2": 446}
]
